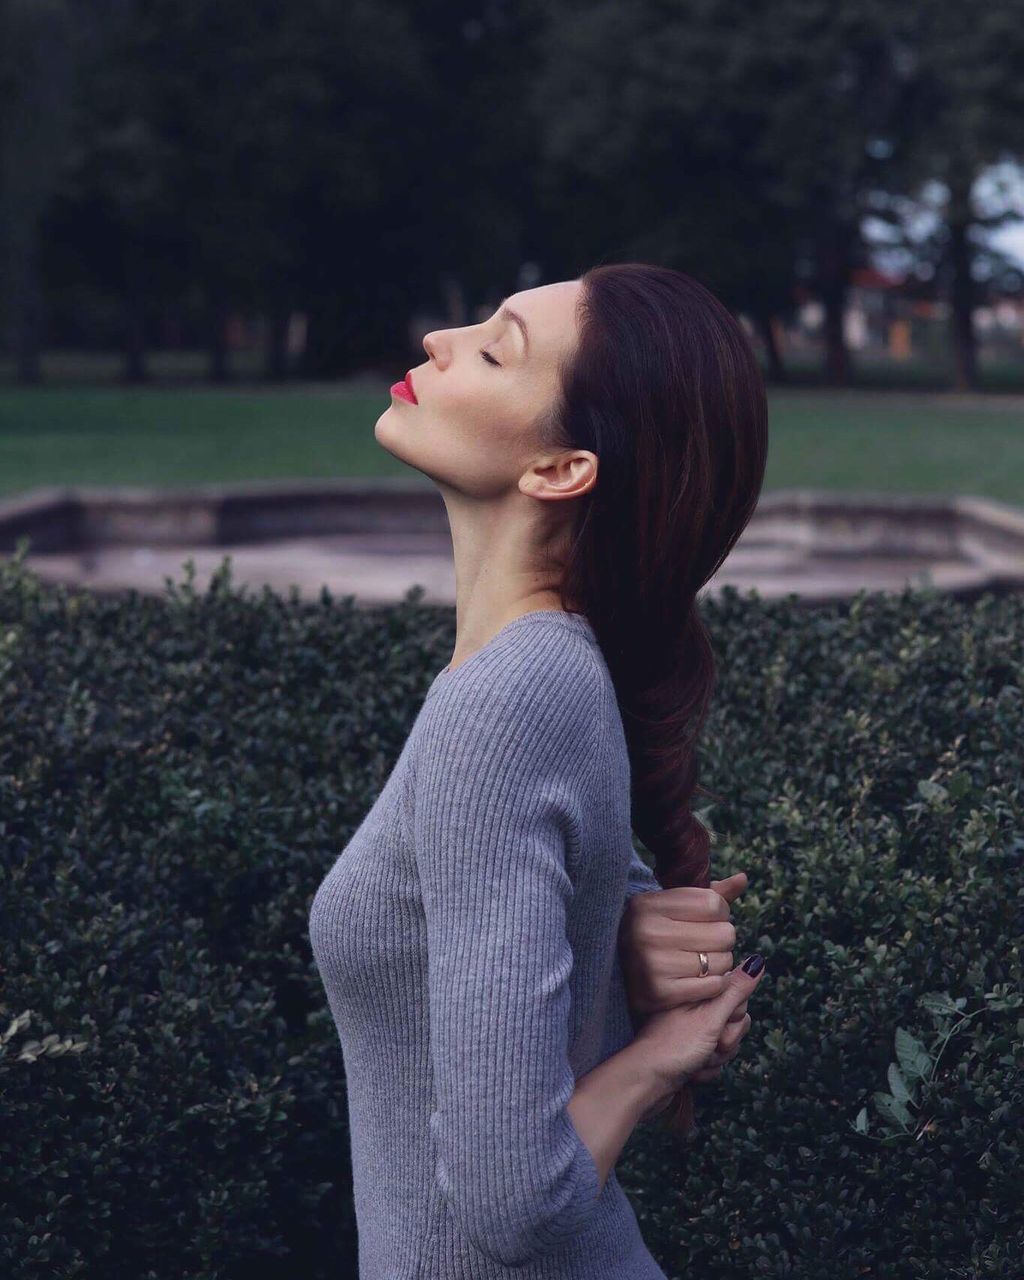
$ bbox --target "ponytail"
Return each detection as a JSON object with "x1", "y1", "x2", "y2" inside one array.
[{"x1": 545, "y1": 261, "x2": 769, "y2": 1146}]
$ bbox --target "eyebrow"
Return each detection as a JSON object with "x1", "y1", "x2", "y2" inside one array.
[{"x1": 497, "y1": 297, "x2": 530, "y2": 356}]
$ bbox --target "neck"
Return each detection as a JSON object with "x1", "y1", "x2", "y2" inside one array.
[{"x1": 438, "y1": 487, "x2": 572, "y2": 671}]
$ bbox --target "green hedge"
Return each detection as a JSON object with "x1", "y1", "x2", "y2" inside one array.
[{"x1": 2, "y1": 543, "x2": 1021, "y2": 1279}]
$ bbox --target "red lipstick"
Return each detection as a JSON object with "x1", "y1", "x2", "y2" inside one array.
[{"x1": 391, "y1": 371, "x2": 418, "y2": 404}]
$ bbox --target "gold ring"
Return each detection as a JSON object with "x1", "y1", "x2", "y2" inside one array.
[{"x1": 697, "y1": 951, "x2": 710, "y2": 977}]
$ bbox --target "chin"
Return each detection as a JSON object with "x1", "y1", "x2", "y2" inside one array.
[
  {"x1": 374, "y1": 406, "x2": 419, "y2": 467},
  {"x1": 374, "y1": 404, "x2": 399, "y2": 440}
]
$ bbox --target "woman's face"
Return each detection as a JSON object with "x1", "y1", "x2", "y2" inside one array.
[{"x1": 375, "y1": 279, "x2": 584, "y2": 496}]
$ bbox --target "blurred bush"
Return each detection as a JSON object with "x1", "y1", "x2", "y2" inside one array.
[{"x1": 1, "y1": 545, "x2": 1021, "y2": 1278}]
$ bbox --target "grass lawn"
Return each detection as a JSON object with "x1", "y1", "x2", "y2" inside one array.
[{"x1": 0, "y1": 382, "x2": 1022, "y2": 505}]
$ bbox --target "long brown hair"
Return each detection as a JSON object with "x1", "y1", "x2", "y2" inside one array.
[{"x1": 543, "y1": 262, "x2": 769, "y2": 1140}]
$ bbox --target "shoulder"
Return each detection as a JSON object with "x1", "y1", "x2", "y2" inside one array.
[
  {"x1": 428, "y1": 615, "x2": 603, "y2": 736},
  {"x1": 415, "y1": 615, "x2": 606, "y2": 790}
]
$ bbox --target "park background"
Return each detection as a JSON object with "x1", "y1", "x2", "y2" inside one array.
[
  {"x1": 2, "y1": 0, "x2": 1024, "y2": 505},
  {"x1": 2, "y1": 1, "x2": 1023, "y2": 1278}
]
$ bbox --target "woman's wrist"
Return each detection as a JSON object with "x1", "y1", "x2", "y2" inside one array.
[{"x1": 616, "y1": 1040, "x2": 678, "y2": 1121}]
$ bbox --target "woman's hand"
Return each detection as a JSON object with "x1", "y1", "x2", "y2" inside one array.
[
  {"x1": 619, "y1": 871, "x2": 749, "y2": 1014},
  {"x1": 629, "y1": 955, "x2": 767, "y2": 1117},
  {"x1": 618, "y1": 870, "x2": 752, "y2": 1084}
]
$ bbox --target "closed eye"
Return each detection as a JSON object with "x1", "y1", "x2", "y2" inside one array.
[{"x1": 480, "y1": 350, "x2": 501, "y2": 366}]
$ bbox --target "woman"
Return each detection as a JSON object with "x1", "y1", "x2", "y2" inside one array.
[{"x1": 309, "y1": 262, "x2": 770, "y2": 1278}]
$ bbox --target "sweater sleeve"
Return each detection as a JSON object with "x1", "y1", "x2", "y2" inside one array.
[
  {"x1": 624, "y1": 846, "x2": 661, "y2": 898},
  {"x1": 412, "y1": 652, "x2": 604, "y2": 1267}
]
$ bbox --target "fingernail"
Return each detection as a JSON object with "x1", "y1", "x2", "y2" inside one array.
[{"x1": 741, "y1": 953, "x2": 765, "y2": 977}]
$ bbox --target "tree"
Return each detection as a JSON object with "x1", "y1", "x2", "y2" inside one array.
[
  {"x1": 531, "y1": 0, "x2": 913, "y2": 387},
  {"x1": 0, "y1": 0, "x2": 75, "y2": 383},
  {"x1": 886, "y1": 0, "x2": 1024, "y2": 391}
]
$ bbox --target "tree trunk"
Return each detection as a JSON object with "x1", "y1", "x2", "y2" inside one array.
[
  {"x1": 207, "y1": 284, "x2": 230, "y2": 383},
  {"x1": 947, "y1": 210, "x2": 979, "y2": 393},
  {"x1": 439, "y1": 271, "x2": 468, "y2": 325},
  {"x1": 754, "y1": 311, "x2": 787, "y2": 383},
  {"x1": 817, "y1": 225, "x2": 852, "y2": 387},
  {"x1": 298, "y1": 293, "x2": 346, "y2": 378},
  {"x1": 821, "y1": 288, "x2": 849, "y2": 386},
  {"x1": 263, "y1": 300, "x2": 290, "y2": 382},
  {"x1": 10, "y1": 235, "x2": 43, "y2": 383},
  {"x1": 122, "y1": 243, "x2": 149, "y2": 384}
]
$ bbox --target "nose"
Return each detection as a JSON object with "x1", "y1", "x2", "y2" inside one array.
[{"x1": 421, "y1": 329, "x2": 449, "y2": 368}]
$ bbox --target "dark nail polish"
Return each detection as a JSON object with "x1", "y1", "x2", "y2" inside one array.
[{"x1": 741, "y1": 953, "x2": 765, "y2": 977}]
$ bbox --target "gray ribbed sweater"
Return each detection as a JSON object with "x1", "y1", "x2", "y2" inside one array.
[{"x1": 308, "y1": 609, "x2": 668, "y2": 1279}]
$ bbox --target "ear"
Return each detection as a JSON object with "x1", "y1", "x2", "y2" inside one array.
[{"x1": 521, "y1": 450, "x2": 597, "y2": 502}]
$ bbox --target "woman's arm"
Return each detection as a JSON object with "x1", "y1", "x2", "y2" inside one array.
[
  {"x1": 412, "y1": 649, "x2": 613, "y2": 1268},
  {"x1": 566, "y1": 1041, "x2": 668, "y2": 1189},
  {"x1": 571, "y1": 961, "x2": 764, "y2": 1177}
]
